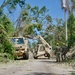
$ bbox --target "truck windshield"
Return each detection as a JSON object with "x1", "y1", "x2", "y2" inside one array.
[{"x1": 10, "y1": 38, "x2": 25, "y2": 44}]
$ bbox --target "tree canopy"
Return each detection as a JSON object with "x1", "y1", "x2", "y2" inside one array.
[{"x1": 0, "y1": 0, "x2": 75, "y2": 59}]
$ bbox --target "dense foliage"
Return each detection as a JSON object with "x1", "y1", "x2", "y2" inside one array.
[
  {"x1": 0, "y1": 14, "x2": 15, "y2": 59},
  {"x1": 0, "y1": 0, "x2": 26, "y2": 60},
  {"x1": 67, "y1": 14, "x2": 75, "y2": 48},
  {"x1": 0, "y1": 0, "x2": 75, "y2": 61}
]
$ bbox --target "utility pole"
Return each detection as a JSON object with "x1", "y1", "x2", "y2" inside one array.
[
  {"x1": 61, "y1": 0, "x2": 68, "y2": 42},
  {"x1": 64, "y1": 8, "x2": 67, "y2": 42}
]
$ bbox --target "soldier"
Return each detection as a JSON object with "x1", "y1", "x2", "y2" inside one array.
[
  {"x1": 55, "y1": 43, "x2": 61, "y2": 62},
  {"x1": 61, "y1": 43, "x2": 67, "y2": 61}
]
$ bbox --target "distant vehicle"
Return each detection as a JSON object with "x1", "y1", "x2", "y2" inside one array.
[{"x1": 9, "y1": 37, "x2": 29, "y2": 60}]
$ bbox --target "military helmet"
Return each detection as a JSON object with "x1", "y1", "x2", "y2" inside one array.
[{"x1": 63, "y1": 43, "x2": 65, "y2": 45}]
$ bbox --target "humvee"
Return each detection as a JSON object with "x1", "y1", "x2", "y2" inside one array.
[{"x1": 9, "y1": 37, "x2": 29, "y2": 60}]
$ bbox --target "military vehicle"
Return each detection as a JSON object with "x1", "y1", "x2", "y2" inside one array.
[
  {"x1": 9, "y1": 37, "x2": 29, "y2": 60},
  {"x1": 33, "y1": 36, "x2": 52, "y2": 59}
]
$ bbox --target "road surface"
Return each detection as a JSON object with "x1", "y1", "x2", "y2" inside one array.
[{"x1": 0, "y1": 58, "x2": 75, "y2": 75}]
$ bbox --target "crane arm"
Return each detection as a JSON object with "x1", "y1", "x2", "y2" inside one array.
[{"x1": 34, "y1": 35, "x2": 52, "y2": 50}]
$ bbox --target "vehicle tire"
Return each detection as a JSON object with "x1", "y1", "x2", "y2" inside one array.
[
  {"x1": 47, "y1": 54, "x2": 50, "y2": 59},
  {"x1": 44, "y1": 54, "x2": 47, "y2": 57},
  {"x1": 23, "y1": 51, "x2": 29, "y2": 60},
  {"x1": 34, "y1": 56, "x2": 38, "y2": 59},
  {"x1": 33, "y1": 53, "x2": 38, "y2": 59},
  {"x1": 14, "y1": 55, "x2": 17, "y2": 60}
]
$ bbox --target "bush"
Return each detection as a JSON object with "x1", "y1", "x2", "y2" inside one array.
[
  {"x1": 0, "y1": 38, "x2": 15, "y2": 60},
  {"x1": 0, "y1": 15, "x2": 15, "y2": 61},
  {"x1": 0, "y1": 44, "x2": 4, "y2": 53},
  {"x1": 3, "y1": 39, "x2": 15, "y2": 59}
]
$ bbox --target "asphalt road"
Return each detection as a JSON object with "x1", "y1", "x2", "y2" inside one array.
[{"x1": 0, "y1": 58, "x2": 75, "y2": 75}]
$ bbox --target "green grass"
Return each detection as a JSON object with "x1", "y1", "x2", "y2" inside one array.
[
  {"x1": 0, "y1": 57, "x2": 9, "y2": 63},
  {"x1": 71, "y1": 72, "x2": 75, "y2": 75}
]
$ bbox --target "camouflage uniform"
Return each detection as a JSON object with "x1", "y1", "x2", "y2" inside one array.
[
  {"x1": 55, "y1": 45, "x2": 61, "y2": 62},
  {"x1": 61, "y1": 45, "x2": 67, "y2": 61}
]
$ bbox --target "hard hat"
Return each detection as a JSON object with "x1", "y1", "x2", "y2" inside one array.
[
  {"x1": 56, "y1": 43, "x2": 59, "y2": 45},
  {"x1": 63, "y1": 43, "x2": 65, "y2": 45}
]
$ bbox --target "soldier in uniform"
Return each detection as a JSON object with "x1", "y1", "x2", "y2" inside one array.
[
  {"x1": 61, "y1": 43, "x2": 67, "y2": 61},
  {"x1": 55, "y1": 43, "x2": 61, "y2": 62}
]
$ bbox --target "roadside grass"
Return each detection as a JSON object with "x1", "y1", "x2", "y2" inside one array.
[
  {"x1": 0, "y1": 53, "x2": 13, "y2": 63},
  {"x1": 0, "y1": 57, "x2": 9, "y2": 63},
  {"x1": 71, "y1": 72, "x2": 75, "y2": 75},
  {"x1": 64, "y1": 59, "x2": 75, "y2": 69}
]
